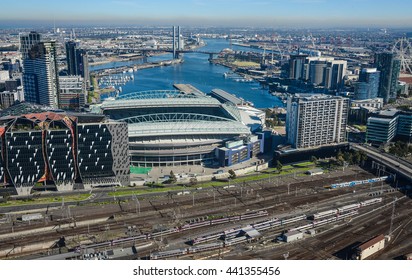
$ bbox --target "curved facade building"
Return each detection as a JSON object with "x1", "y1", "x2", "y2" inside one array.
[
  {"x1": 0, "y1": 112, "x2": 130, "y2": 195},
  {"x1": 97, "y1": 90, "x2": 256, "y2": 167}
]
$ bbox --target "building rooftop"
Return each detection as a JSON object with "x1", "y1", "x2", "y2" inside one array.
[
  {"x1": 128, "y1": 120, "x2": 250, "y2": 137},
  {"x1": 376, "y1": 109, "x2": 399, "y2": 117},
  {"x1": 173, "y1": 84, "x2": 205, "y2": 96},
  {"x1": 0, "y1": 102, "x2": 63, "y2": 118},
  {"x1": 210, "y1": 89, "x2": 244, "y2": 105},
  {"x1": 358, "y1": 234, "x2": 385, "y2": 251},
  {"x1": 284, "y1": 231, "x2": 303, "y2": 237},
  {"x1": 293, "y1": 93, "x2": 347, "y2": 102}
]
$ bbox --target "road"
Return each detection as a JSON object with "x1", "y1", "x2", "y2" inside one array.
[{"x1": 351, "y1": 144, "x2": 412, "y2": 180}]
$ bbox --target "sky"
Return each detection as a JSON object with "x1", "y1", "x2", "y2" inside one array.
[{"x1": 0, "y1": 0, "x2": 412, "y2": 28}]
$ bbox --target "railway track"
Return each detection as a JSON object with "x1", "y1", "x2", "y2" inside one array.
[{"x1": 0, "y1": 168, "x2": 406, "y2": 259}]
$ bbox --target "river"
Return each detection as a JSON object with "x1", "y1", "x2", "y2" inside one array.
[{"x1": 90, "y1": 39, "x2": 283, "y2": 109}]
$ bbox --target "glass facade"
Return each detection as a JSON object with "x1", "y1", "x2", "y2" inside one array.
[{"x1": 355, "y1": 69, "x2": 380, "y2": 100}]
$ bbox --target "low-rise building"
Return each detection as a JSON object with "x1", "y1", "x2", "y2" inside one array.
[
  {"x1": 354, "y1": 234, "x2": 385, "y2": 260},
  {"x1": 366, "y1": 109, "x2": 412, "y2": 144},
  {"x1": 283, "y1": 231, "x2": 303, "y2": 243}
]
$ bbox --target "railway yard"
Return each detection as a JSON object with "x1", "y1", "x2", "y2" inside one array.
[{"x1": 0, "y1": 165, "x2": 411, "y2": 260}]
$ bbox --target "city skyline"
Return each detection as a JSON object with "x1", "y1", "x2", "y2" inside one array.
[{"x1": 1, "y1": 0, "x2": 412, "y2": 28}]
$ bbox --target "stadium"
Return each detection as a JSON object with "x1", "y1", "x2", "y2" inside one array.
[{"x1": 95, "y1": 89, "x2": 264, "y2": 167}]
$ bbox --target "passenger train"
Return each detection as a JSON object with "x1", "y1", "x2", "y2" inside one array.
[
  {"x1": 327, "y1": 176, "x2": 390, "y2": 189},
  {"x1": 309, "y1": 198, "x2": 382, "y2": 220}
]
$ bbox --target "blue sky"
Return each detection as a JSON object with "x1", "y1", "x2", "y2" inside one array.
[{"x1": 0, "y1": 0, "x2": 411, "y2": 27}]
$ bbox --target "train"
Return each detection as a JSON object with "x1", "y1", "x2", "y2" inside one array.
[
  {"x1": 327, "y1": 176, "x2": 390, "y2": 189},
  {"x1": 151, "y1": 236, "x2": 249, "y2": 260},
  {"x1": 309, "y1": 209, "x2": 338, "y2": 220},
  {"x1": 151, "y1": 210, "x2": 359, "y2": 260},
  {"x1": 309, "y1": 198, "x2": 383, "y2": 220},
  {"x1": 287, "y1": 211, "x2": 358, "y2": 232},
  {"x1": 191, "y1": 215, "x2": 307, "y2": 245},
  {"x1": 76, "y1": 211, "x2": 269, "y2": 252},
  {"x1": 179, "y1": 210, "x2": 268, "y2": 231}
]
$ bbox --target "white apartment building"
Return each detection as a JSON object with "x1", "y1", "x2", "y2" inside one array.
[{"x1": 286, "y1": 94, "x2": 349, "y2": 149}]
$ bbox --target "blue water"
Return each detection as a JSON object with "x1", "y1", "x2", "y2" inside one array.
[{"x1": 90, "y1": 39, "x2": 283, "y2": 108}]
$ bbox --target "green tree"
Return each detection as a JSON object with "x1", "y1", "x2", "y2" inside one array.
[
  {"x1": 336, "y1": 150, "x2": 345, "y2": 166},
  {"x1": 353, "y1": 151, "x2": 361, "y2": 165},
  {"x1": 169, "y1": 171, "x2": 177, "y2": 184},
  {"x1": 228, "y1": 169, "x2": 237, "y2": 179},
  {"x1": 359, "y1": 151, "x2": 368, "y2": 166},
  {"x1": 2, "y1": 192, "x2": 10, "y2": 202},
  {"x1": 189, "y1": 177, "x2": 198, "y2": 187},
  {"x1": 275, "y1": 160, "x2": 283, "y2": 173},
  {"x1": 311, "y1": 156, "x2": 318, "y2": 164},
  {"x1": 343, "y1": 152, "x2": 354, "y2": 165}
]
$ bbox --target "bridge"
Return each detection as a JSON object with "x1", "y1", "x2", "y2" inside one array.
[
  {"x1": 96, "y1": 47, "x2": 219, "y2": 59},
  {"x1": 350, "y1": 143, "x2": 412, "y2": 181},
  {"x1": 92, "y1": 26, "x2": 219, "y2": 60}
]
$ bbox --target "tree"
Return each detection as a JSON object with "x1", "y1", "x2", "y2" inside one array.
[
  {"x1": 169, "y1": 171, "x2": 177, "y2": 184},
  {"x1": 353, "y1": 151, "x2": 361, "y2": 165},
  {"x1": 359, "y1": 151, "x2": 368, "y2": 166},
  {"x1": 336, "y1": 150, "x2": 345, "y2": 166},
  {"x1": 311, "y1": 156, "x2": 317, "y2": 164},
  {"x1": 228, "y1": 169, "x2": 237, "y2": 179},
  {"x1": 189, "y1": 177, "x2": 198, "y2": 187},
  {"x1": 275, "y1": 160, "x2": 283, "y2": 173},
  {"x1": 2, "y1": 192, "x2": 10, "y2": 202},
  {"x1": 343, "y1": 151, "x2": 354, "y2": 165}
]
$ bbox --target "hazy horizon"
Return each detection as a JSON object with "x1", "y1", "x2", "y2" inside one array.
[{"x1": 1, "y1": 0, "x2": 412, "y2": 29}]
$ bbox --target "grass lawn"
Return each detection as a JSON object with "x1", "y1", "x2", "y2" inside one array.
[
  {"x1": 0, "y1": 194, "x2": 91, "y2": 207},
  {"x1": 232, "y1": 60, "x2": 260, "y2": 67}
]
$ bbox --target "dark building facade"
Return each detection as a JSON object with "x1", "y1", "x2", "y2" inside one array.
[
  {"x1": 0, "y1": 112, "x2": 129, "y2": 195},
  {"x1": 289, "y1": 54, "x2": 308, "y2": 80},
  {"x1": 0, "y1": 92, "x2": 16, "y2": 109},
  {"x1": 374, "y1": 52, "x2": 401, "y2": 103},
  {"x1": 22, "y1": 41, "x2": 60, "y2": 108},
  {"x1": 65, "y1": 41, "x2": 89, "y2": 88},
  {"x1": 355, "y1": 68, "x2": 380, "y2": 100}
]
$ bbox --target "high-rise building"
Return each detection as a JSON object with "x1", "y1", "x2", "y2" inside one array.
[
  {"x1": 286, "y1": 94, "x2": 349, "y2": 149},
  {"x1": 58, "y1": 76, "x2": 86, "y2": 111},
  {"x1": 308, "y1": 60, "x2": 328, "y2": 86},
  {"x1": 291, "y1": 56, "x2": 346, "y2": 90},
  {"x1": 65, "y1": 41, "x2": 90, "y2": 89},
  {"x1": 354, "y1": 68, "x2": 381, "y2": 100},
  {"x1": 19, "y1": 31, "x2": 41, "y2": 60},
  {"x1": 289, "y1": 54, "x2": 308, "y2": 80},
  {"x1": 324, "y1": 60, "x2": 347, "y2": 90},
  {"x1": 22, "y1": 41, "x2": 60, "y2": 108},
  {"x1": 0, "y1": 92, "x2": 17, "y2": 109},
  {"x1": 375, "y1": 52, "x2": 401, "y2": 103}
]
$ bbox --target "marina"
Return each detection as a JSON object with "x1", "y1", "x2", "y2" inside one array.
[{"x1": 89, "y1": 39, "x2": 283, "y2": 108}]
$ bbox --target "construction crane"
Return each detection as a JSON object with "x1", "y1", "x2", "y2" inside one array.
[{"x1": 309, "y1": 33, "x2": 316, "y2": 49}]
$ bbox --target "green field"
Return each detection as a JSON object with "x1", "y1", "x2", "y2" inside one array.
[
  {"x1": 232, "y1": 60, "x2": 260, "y2": 67},
  {"x1": 0, "y1": 194, "x2": 91, "y2": 207}
]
